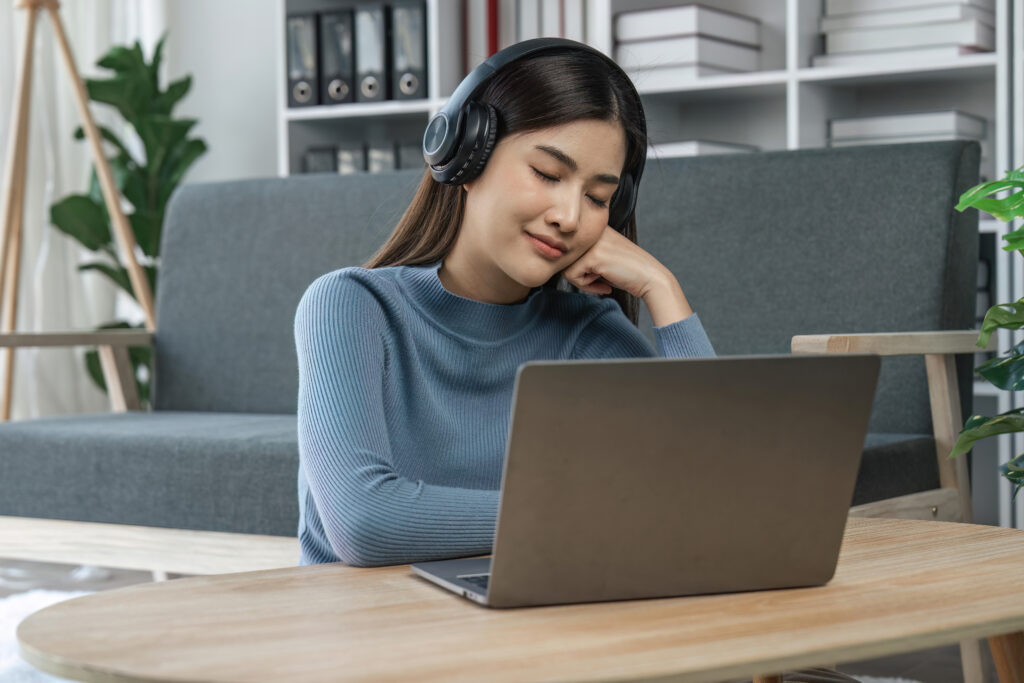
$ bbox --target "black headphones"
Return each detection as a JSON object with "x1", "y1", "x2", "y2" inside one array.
[{"x1": 422, "y1": 37, "x2": 646, "y2": 232}]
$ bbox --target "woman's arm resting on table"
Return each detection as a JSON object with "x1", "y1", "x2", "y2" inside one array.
[{"x1": 295, "y1": 273, "x2": 499, "y2": 567}]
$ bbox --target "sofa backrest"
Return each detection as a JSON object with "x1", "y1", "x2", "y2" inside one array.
[
  {"x1": 154, "y1": 170, "x2": 423, "y2": 414},
  {"x1": 155, "y1": 141, "x2": 979, "y2": 435}
]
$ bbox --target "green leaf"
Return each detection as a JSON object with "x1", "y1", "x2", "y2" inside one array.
[
  {"x1": 73, "y1": 124, "x2": 137, "y2": 165},
  {"x1": 143, "y1": 116, "x2": 198, "y2": 174},
  {"x1": 977, "y1": 298, "x2": 1024, "y2": 348},
  {"x1": 149, "y1": 34, "x2": 167, "y2": 92},
  {"x1": 129, "y1": 209, "x2": 162, "y2": 257},
  {"x1": 78, "y1": 261, "x2": 131, "y2": 295},
  {"x1": 956, "y1": 178, "x2": 1022, "y2": 211},
  {"x1": 109, "y1": 155, "x2": 148, "y2": 210},
  {"x1": 975, "y1": 340, "x2": 1024, "y2": 389},
  {"x1": 999, "y1": 453, "x2": 1024, "y2": 500},
  {"x1": 950, "y1": 409, "x2": 1024, "y2": 458},
  {"x1": 50, "y1": 195, "x2": 112, "y2": 250},
  {"x1": 78, "y1": 262, "x2": 158, "y2": 300},
  {"x1": 85, "y1": 75, "x2": 150, "y2": 127},
  {"x1": 158, "y1": 138, "x2": 207, "y2": 206},
  {"x1": 154, "y1": 76, "x2": 191, "y2": 115},
  {"x1": 96, "y1": 43, "x2": 147, "y2": 76}
]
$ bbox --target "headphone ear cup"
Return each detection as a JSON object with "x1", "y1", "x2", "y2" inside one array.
[{"x1": 459, "y1": 103, "x2": 498, "y2": 184}]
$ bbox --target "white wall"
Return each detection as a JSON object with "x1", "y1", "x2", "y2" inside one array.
[{"x1": 163, "y1": 1, "x2": 279, "y2": 184}]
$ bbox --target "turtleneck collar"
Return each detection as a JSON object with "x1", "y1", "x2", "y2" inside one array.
[{"x1": 396, "y1": 261, "x2": 546, "y2": 343}]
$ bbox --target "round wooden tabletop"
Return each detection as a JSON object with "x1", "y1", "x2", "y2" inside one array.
[{"x1": 17, "y1": 517, "x2": 1024, "y2": 682}]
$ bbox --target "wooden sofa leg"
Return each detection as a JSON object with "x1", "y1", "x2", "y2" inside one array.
[
  {"x1": 98, "y1": 344, "x2": 140, "y2": 411},
  {"x1": 989, "y1": 632, "x2": 1024, "y2": 683},
  {"x1": 961, "y1": 638, "x2": 988, "y2": 683}
]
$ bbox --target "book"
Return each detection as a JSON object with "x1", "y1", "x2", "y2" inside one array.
[
  {"x1": 626, "y1": 64, "x2": 740, "y2": 90},
  {"x1": 615, "y1": 36, "x2": 759, "y2": 72},
  {"x1": 820, "y1": 4, "x2": 994, "y2": 32},
  {"x1": 614, "y1": 4, "x2": 760, "y2": 47},
  {"x1": 811, "y1": 44, "x2": 980, "y2": 68},
  {"x1": 824, "y1": 18, "x2": 994, "y2": 53},
  {"x1": 829, "y1": 111, "x2": 986, "y2": 140},
  {"x1": 826, "y1": 0, "x2": 994, "y2": 16},
  {"x1": 648, "y1": 140, "x2": 759, "y2": 158}
]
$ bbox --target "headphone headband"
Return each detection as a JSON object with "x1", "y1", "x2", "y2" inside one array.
[{"x1": 423, "y1": 38, "x2": 646, "y2": 231}]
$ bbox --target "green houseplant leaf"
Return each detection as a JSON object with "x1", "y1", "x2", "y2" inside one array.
[{"x1": 953, "y1": 163, "x2": 1024, "y2": 497}]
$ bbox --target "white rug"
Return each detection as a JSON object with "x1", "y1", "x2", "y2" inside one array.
[
  {"x1": 1, "y1": 589, "x2": 91, "y2": 683},
  {"x1": 0, "y1": 589, "x2": 924, "y2": 683}
]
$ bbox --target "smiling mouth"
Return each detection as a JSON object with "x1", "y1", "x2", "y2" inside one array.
[{"x1": 524, "y1": 232, "x2": 566, "y2": 259}]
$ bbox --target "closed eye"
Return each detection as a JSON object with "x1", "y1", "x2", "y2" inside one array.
[{"x1": 531, "y1": 167, "x2": 609, "y2": 209}]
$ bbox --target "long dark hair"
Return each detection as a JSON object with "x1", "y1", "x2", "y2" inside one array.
[{"x1": 365, "y1": 47, "x2": 647, "y2": 324}]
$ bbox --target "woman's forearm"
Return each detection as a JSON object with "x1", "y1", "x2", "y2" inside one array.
[{"x1": 641, "y1": 266, "x2": 694, "y2": 327}]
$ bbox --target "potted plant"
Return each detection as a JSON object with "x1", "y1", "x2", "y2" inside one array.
[
  {"x1": 950, "y1": 165, "x2": 1024, "y2": 494},
  {"x1": 49, "y1": 34, "x2": 206, "y2": 408}
]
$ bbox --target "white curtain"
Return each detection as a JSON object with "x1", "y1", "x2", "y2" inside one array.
[{"x1": 0, "y1": 0, "x2": 166, "y2": 420}]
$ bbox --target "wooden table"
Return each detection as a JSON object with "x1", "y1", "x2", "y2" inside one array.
[{"x1": 16, "y1": 517, "x2": 1024, "y2": 682}]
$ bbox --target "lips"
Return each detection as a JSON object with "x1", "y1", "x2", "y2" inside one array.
[{"x1": 525, "y1": 232, "x2": 567, "y2": 259}]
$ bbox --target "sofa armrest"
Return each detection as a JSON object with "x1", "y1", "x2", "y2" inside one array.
[
  {"x1": 791, "y1": 330, "x2": 995, "y2": 356},
  {"x1": 0, "y1": 331, "x2": 153, "y2": 411},
  {"x1": 0, "y1": 330, "x2": 154, "y2": 348}
]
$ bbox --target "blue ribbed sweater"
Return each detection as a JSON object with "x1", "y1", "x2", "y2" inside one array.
[{"x1": 294, "y1": 261, "x2": 716, "y2": 567}]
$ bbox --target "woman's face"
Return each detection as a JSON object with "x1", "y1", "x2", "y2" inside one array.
[{"x1": 445, "y1": 118, "x2": 628, "y2": 304}]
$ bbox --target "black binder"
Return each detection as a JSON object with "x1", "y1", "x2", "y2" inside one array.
[
  {"x1": 319, "y1": 10, "x2": 355, "y2": 104},
  {"x1": 286, "y1": 14, "x2": 319, "y2": 107},
  {"x1": 354, "y1": 3, "x2": 390, "y2": 102},
  {"x1": 390, "y1": 0, "x2": 427, "y2": 100}
]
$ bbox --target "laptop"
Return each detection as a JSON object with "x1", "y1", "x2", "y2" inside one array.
[{"x1": 411, "y1": 353, "x2": 881, "y2": 608}]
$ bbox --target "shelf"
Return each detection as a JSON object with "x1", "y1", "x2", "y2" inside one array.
[
  {"x1": 981, "y1": 219, "x2": 1006, "y2": 235},
  {"x1": 974, "y1": 381, "x2": 1006, "y2": 398},
  {"x1": 285, "y1": 98, "x2": 436, "y2": 121},
  {"x1": 796, "y1": 53, "x2": 998, "y2": 87}
]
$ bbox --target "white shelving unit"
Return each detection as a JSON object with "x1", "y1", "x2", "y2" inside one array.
[{"x1": 275, "y1": 0, "x2": 1021, "y2": 525}]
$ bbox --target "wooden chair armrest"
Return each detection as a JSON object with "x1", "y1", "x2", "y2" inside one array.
[
  {"x1": 0, "y1": 330, "x2": 154, "y2": 348},
  {"x1": 791, "y1": 330, "x2": 995, "y2": 356},
  {"x1": 0, "y1": 330, "x2": 153, "y2": 411}
]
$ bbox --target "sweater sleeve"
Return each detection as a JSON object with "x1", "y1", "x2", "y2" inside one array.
[
  {"x1": 573, "y1": 298, "x2": 716, "y2": 360},
  {"x1": 295, "y1": 272, "x2": 499, "y2": 567}
]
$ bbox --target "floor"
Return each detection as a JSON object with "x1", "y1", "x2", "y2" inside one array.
[{"x1": 1, "y1": 558, "x2": 1003, "y2": 683}]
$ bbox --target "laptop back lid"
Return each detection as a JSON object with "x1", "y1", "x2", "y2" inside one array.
[{"x1": 487, "y1": 353, "x2": 881, "y2": 608}]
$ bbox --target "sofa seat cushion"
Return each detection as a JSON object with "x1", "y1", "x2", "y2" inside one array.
[
  {"x1": 0, "y1": 412, "x2": 940, "y2": 536},
  {"x1": 855, "y1": 433, "x2": 941, "y2": 506},
  {"x1": 0, "y1": 412, "x2": 298, "y2": 537}
]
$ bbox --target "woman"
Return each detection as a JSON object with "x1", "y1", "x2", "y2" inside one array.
[{"x1": 294, "y1": 40, "x2": 715, "y2": 569}]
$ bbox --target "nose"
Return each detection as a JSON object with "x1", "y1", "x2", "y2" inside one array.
[{"x1": 545, "y1": 185, "x2": 581, "y2": 233}]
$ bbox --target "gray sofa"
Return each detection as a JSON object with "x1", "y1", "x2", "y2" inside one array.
[{"x1": 0, "y1": 141, "x2": 980, "y2": 545}]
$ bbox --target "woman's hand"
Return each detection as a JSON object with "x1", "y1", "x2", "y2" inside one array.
[{"x1": 561, "y1": 226, "x2": 695, "y2": 327}]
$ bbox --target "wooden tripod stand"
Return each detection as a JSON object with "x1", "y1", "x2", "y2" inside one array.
[{"x1": 0, "y1": 0, "x2": 156, "y2": 421}]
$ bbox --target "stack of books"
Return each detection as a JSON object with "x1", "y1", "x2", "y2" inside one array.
[
  {"x1": 813, "y1": 0, "x2": 994, "y2": 69},
  {"x1": 647, "y1": 140, "x2": 759, "y2": 159},
  {"x1": 612, "y1": 4, "x2": 761, "y2": 91},
  {"x1": 828, "y1": 110, "x2": 989, "y2": 178}
]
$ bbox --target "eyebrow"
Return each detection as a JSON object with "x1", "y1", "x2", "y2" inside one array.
[{"x1": 534, "y1": 145, "x2": 620, "y2": 185}]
